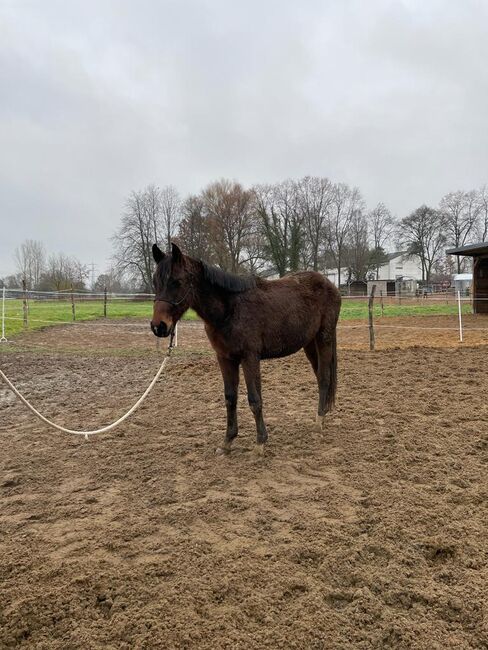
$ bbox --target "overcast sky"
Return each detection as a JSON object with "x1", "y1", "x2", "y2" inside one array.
[{"x1": 1, "y1": 0, "x2": 487, "y2": 277}]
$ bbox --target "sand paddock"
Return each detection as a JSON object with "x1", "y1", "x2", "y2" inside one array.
[{"x1": 1, "y1": 319, "x2": 487, "y2": 648}]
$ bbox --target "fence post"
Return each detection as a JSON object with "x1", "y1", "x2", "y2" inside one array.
[
  {"x1": 22, "y1": 278, "x2": 28, "y2": 328},
  {"x1": 71, "y1": 284, "x2": 76, "y2": 321},
  {"x1": 457, "y1": 290, "x2": 463, "y2": 343},
  {"x1": 369, "y1": 284, "x2": 376, "y2": 351},
  {"x1": 380, "y1": 290, "x2": 384, "y2": 318},
  {"x1": 103, "y1": 286, "x2": 107, "y2": 318},
  {"x1": 1, "y1": 286, "x2": 7, "y2": 342}
]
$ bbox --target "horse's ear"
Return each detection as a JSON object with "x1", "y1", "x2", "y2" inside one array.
[
  {"x1": 152, "y1": 244, "x2": 165, "y2": 264},
  {"x1": 171, "y1": 242, "x2": 184, "y2": 267}
]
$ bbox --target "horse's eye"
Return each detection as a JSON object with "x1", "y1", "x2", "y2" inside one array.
[{"x1": 169, "y1": 279, "x2": 181, "y2": 289}]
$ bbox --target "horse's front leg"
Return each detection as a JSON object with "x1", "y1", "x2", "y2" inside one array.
[
  {"x1": 241, "y1": 356, "x2": 268, "y2": 454},
  {"x1": 216, "y1": 355, "x2": 240, "y2": 454}
]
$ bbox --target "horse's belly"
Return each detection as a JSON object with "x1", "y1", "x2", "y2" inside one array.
[
  {"x1": 260, "y1": 334, "x2": 309, "y2": 359},
  {"x1": 260, "y1": 346, "x2": 302, "y2": 360}
]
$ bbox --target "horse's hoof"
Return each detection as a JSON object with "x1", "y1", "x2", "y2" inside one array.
[
  {"x1": 254, "y1": 444, "x2": 266, "y2": 457},
  {"x1": 215, "y1": 445, "x2": 231, "y2": 456},
  {"x1": 315, "y1": 415, "x2": 325, "y2": 432}
]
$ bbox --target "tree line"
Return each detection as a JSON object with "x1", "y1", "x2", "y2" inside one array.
[
  {"x1": 1, "y1": 242, "x2": 126, "y2": 292},
  {"x1": 0, "y1": 241, "x2": 88, "y2": 291},
  {"x1": 112, "y1": 178, "x2": 488, "y2": 291},
  {"x1": 3, "y1": 180, "x2": 487, "y2": 292}
]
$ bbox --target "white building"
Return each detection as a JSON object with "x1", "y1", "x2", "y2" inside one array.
[
  {"x1": 323, "y1": 268, "x2": 348, "y2": 286},
  {"x1": 372, "y1": 252, "x2": 424, "y2": 282},
  {"x1": 324, "y1": 252, "x2": 424, "y2": 288}
]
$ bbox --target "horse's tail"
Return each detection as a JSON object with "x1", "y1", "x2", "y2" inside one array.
[
  {"x1": 320, "y1": 279, "x2": 340, "y2": 412},
  {"x1": 324, "y1": 329, "x2": 338, "y2": 412}
]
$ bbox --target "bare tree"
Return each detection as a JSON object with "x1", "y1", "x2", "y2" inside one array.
[
  {"x1": 325, "y1": 183, "x2": 365, "y2": 287},
  {"x1": 112, "y1": 185, "x2": 163, "y2": 291},
  {"x1": 367, "y1": 203, "x2": 395, "y2": 279},
  {"x1": 296, "y1": 176, "x2": 334, "y2": 271},
  {"x1": 177, "y1": 194, "x2": 213, "y2": 261},
  {"x1": 241, "y1": 210, "x2": 267, "y2": 274},
  {"x1": 14, "y1": 239, "x2": 46, "y2": 289},
  {"x1": 253, "y1": 184, "x2": 285, "y2": 276},
  {"x1": 439, "y1": 190, "x2": 479, "y2": 272},
  {"x1": 161, "y1": 185, "x2": 181, "y2": 252},
  {"x1": 93, "y1": 266, "x2": 128, "y2": 293},
  {"x1": 398, "y1": 205, "x2": 446, "y2": 283},
  {"x1": 202, "y1": 179, "x2": 253, "y2": 272},
  {"x1": 476, "y1": 185, "x2": 488, "y2": 242},
  {"x1": 345, "y1": 210, "x2": 371, "y2": 281},
  {"x1": 39, "y1": 253, "x2": 89, "y2": 291}
]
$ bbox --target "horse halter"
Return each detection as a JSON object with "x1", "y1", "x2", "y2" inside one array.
[{"x1": 154, "y1": 285, "x2": 193, "y2": 307}]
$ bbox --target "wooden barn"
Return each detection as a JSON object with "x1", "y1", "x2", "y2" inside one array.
[{"x1": 446, "y1": 242, "x2": 488, "y2": 314}]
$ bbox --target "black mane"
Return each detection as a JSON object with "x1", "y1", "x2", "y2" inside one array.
[{"x1": 201, "y1": 261, "x2": 256, "y2": 293}]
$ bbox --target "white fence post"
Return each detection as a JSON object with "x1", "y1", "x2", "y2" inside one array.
[
  {"x1": 1, "y1": 286, "x2": 7, "y2": 342},
  {"x1": 457, "y1": 290, "x2": 463, "y2": 343}
]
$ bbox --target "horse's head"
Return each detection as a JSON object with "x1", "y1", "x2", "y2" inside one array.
[{"x1": 151, "y1": 242, "x2": 192, "y2": 338}]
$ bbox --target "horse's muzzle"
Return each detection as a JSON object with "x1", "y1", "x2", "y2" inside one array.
[{"x1": 150, "y1": 321, "x2": 169, "y2": 338}]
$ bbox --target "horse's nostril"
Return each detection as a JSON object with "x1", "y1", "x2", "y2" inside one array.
[{"x1": 150, "y1": 321, "x2": 167, "y2": 338}]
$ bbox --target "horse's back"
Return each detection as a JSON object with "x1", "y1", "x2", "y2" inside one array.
[
  {"x1": 237, "y1": 271, "x2": 341, "y2": 358},
  {"x1": 257, "y1": 271, "x2": 341, "y2": 313},
  {"x1": 205, "y1": 270, "x2": 341, "y2": 359}
]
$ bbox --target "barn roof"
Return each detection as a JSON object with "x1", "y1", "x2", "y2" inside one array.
[{"x1": 446, "y1": 242, "x2": 488, "y2": 256}]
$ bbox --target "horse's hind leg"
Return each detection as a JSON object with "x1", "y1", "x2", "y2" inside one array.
[
  {"x1": 241, "y1": 356, "x2": 268, "y2": 453},
  {"x1": 216, "y1": 356, "x2": 240, "y2": 454},
  {"x1": 304, "y1": 340, "x2": 318, "y2": 375},
  {"x1": 314, "y1": 330, "x2": 338, "y2": 431},
  {"x1": 304, "y1": 340, "x2": 324, "y2": 430}
]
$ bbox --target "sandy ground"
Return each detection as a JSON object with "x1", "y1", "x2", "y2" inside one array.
[
  {"x1": 1, "y1": 319, "x2": 488, "y2": 649},
  {"x1": 338, "y1": 313, "x2": 488, "y2": 350},
  {"x1": 5, "y1": 312, "x2": 488, "y2": 354}
]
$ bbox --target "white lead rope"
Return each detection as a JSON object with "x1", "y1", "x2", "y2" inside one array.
[{"x1": 0, "y1": 343, "x2": 174, "y2": 439}]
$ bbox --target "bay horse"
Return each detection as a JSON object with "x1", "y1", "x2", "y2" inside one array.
[{"x1": 151, "y1": 243, "x2": 341, "y2": 454}]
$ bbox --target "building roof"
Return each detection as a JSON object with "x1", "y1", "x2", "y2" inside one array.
[
  {"x1": 446, "y1": 242, "x2": 488, "y2": 256},
  {"x1": 385, "y1": 251, "x2": 407, "y2": 261}
]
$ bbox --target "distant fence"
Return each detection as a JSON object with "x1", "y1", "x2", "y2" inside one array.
[
  {"x1": 341, "y1": 289, "x2": 473, "y2": 302},
  {"x1": 0, "y1": 286, "x2": 185, "y2": 351},
  {"x1": 2, "y1": 287, "x2": 154, "y2": 300},
  {"x1": 1, "y1": 285, "x2": 488, "y2": 350},
  {"x1": 0, "y1": 286, "x2": 155, "y2": 338},
  {"x1": 355, "y1": 288, "x2": 488, "y2": 349}
]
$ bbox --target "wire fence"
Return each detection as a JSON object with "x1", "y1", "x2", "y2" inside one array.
[
  {"x1": 1, "y1": 285, "x2": 488, "y2": 350},
  {"x1": 0, "y1": 286, "x2": 188, "y2": 357},
  {"x1": 340, "y1": 290, "x2": 482, "y2": 302},
  {"x1": 2, "y1": 288, "x2": 154, "y2": 297},
  {"x1": 0, "y1": 286, "x2": 155, "y2": 338}
]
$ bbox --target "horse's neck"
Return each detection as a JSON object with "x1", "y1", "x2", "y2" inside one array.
[{"x1": 190, "y1": 280, "x2": 229, "y2": 328}]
